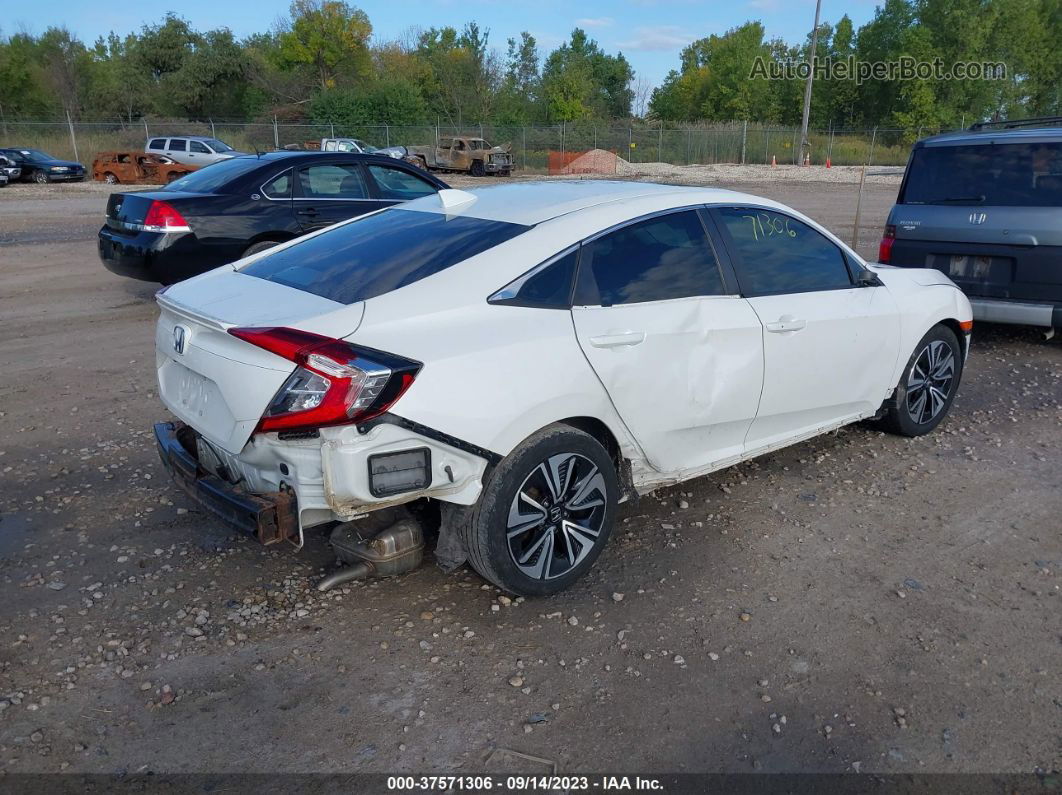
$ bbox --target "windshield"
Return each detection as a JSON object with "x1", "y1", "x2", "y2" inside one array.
[
  {"x1": 355, "y1": 140, "x2": 378, "y2": 153},
  {"x1": 204, "y1": 138, "x2": 234, "y2": 153},
  {"x1": 162, "y1": 157, "x2": 263, "y2": 193},
  {"x1": 902, "y1": 141, "x2": 1062, "y2": 207},
  {"x1": 241, "y1": 208, "x2": 530, "y2": 304},
  {"x1": 13, "y1": 149, "x2": 54, "y2": 162}
]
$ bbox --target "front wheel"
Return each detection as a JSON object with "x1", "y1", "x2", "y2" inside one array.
[
  {"x1": 881, "y1": 324, "x2": 963, "y2": 437},
  {"x1": 34, "y1": 170, "x2": 50, "y2": 184},
  {"x1": 470, "y1": 160, "x2": 486, "y2": 177},
  {"x1": 462, "y1": 425, "x2": 618, "y2": 596}
]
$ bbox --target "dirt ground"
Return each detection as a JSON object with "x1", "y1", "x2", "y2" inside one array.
[{"x1": 0, "y1": 169, "x2": 1059, "y2": 777}]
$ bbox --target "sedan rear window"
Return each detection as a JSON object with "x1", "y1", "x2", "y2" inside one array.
[
  {"x1": 902, "y1": 141, "x2": 1062, "y2": 207},
  {"x1": 241, "y1": 209, "x2": 530, "y2": 304},
  {"x1": 162, "y1": 157, "x2": 263, "y2": 193}
]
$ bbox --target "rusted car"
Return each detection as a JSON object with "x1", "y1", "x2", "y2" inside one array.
[
  {"x1": 92, "y1": 152, "x2": 197, "y2": 185},
  {"x1": 405, "y1": 136, "x2": 513, "y2": 177}
]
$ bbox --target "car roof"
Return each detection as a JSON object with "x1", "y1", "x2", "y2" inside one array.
[
  {"x1": 399, "y1": 180, "x2": 785, "y2": 225},
  {"x1": 151, "y1": 135, "x2": 219, "y2": 141},
  {"x1": 918, "y1": 126, "x2": 1062, "y2": 147}
]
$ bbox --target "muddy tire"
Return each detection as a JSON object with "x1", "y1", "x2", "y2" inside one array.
[
  {"x1": 880, "y1": 324, "x2": 963, "y2": 437},
  {"x1": 470, "y1": 160, "x2": 486, "y2": 177},
  {"x1": 104, "y1": 172, "x2": 119, "y2": 184},
  {"x1": 462, "y1": 424, "x2": 618, "y2": 597}
]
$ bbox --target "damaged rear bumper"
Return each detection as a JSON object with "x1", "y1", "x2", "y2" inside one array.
[{"x1": 154, "y1": 421, "x2": 299, "y2": 545}]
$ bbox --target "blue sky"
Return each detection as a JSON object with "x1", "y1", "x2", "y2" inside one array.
[{"x1": 12, "y1": 0, "x2": 880, "y2": 93}]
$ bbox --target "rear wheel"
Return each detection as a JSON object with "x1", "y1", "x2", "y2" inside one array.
[
  {"x1": 104, "y1": 172, "x2": 119, "y2": 184},
  {"x1": 242, "y1": 240, "x2": 281, "y2": 259},
  {"x1": 34, "y1": 170, "x2": 50, "y2": 184},
  {"x1": 881, "y1": 324, "x2": 963, "y2": 437},
  {"x1": 470, "y1": 160, "x2": 486, "y2": 177},
  {"x1": 462, "y1": 425, "x2": 618, "y2": 596}
]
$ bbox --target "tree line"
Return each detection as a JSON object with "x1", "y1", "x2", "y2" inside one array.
[{"x1": 1, "y1": 0, "x2": 1059, "y2": 139}]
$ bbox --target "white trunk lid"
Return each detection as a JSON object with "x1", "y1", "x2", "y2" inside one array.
[{"x1": 155, "y1": 270, "x2": 364, "y2": 453}]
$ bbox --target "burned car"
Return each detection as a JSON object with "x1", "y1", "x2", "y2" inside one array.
[
  {"x1": 405, "y1": 136, "x2": 513, "y2": 177},
  {"x1": 92, "y1": 152, "x2": 197, "y2": 185}
]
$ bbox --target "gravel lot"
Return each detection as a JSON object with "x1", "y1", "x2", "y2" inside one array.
[{"x1": 0, "y1": 169, "x2": 1059, "y2": 776}]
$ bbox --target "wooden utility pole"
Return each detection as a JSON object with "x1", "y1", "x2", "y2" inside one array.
[{"x1": 799, "y1": 0, "x2": 823, "y2": 165}]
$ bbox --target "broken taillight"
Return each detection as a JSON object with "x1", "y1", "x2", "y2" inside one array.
[{"x1": 227, "y1": 327, "x2": 420, "y2": 433}]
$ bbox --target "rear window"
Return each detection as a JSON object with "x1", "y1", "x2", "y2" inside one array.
[
  {"x1": 902, "y1": 141, "x2": 1062, "y2": 207},
  {"x1": 241, "y1": 209, "x2": 530, "y2": 304},
  {"x1": 162, "y1": 157, "x2": 263, "y2": 193}
]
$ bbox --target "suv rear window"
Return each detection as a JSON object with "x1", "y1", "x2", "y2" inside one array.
[
  {"x1": 241, "y1": 209, "x2": 530, "y2": 304},
  {"x1": 902, "y1": 141, "x2": 1062, "y2": 207}
]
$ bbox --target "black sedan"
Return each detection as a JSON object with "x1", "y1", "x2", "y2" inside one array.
[
  {"x1": 0, "y1": 148, "x2": 85, "y2": 183},
  {"x1": 98, "y1": 151, "x2": 449, "y2": 284}
]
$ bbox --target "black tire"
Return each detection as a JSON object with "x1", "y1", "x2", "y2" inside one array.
[
  {"x1": 462, "y1": 424, "x2": 618, "y2": 596},
  {"x1": 470, "y1": 160, "x2": 486, "y2": 177},
  {"x1": 242, "y1": 240, "x2": 281, "y2": 258},
  {"x1": 881, "y1": 324, "x2": 963, "y2": 437},
  {"x1": 33, "y1": 170, "x2": 50, "y2": 184}
]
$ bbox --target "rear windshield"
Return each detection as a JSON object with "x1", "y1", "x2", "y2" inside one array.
[
  {"x1": 901, "y1": 141, "x2": 1062, "y2": 207},
  {"x1": 163, "y1": 157, "x2": 263, "y2": 193},
  {"x1": 241, "y1": 208, "x2": 531, "y2": 304}
]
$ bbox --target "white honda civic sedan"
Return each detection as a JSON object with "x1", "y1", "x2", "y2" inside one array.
[{"x1": 153, "y1": 181, "x2": 972, "y2": 595}]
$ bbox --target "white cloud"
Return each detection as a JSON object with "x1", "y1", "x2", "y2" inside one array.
[
  {"x1": 575, "y1": 17, "x2": 615, "y2": 28},
  {"x1": 616, "y1": 25, "x2": 697, "y2": 51}
]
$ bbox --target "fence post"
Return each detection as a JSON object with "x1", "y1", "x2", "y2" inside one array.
[
  {"x1": 143, "y1": 118, "x2": 149, "y2": 141},
  {"x1": 210, "y1": 118, "x2": 215, "y2": 138},
  {"x1": 686, "y1": 127, "x2": 691, "y2": 165},
  {"x1": 867, "y1": 126, "x2": 878, "y2": 168},
  {"x1": 628, "y1": 127, "x2": 632, "y2": 162},
  {"x1": 385, "y1": 125, "x2": 390, "y2": 147},
  {"x1": 330, "y1": 122, "x2": 335, "y2": 138},
  {"x1": 658, "y1": 124, "x2": 663, "y2": 162},
  {"x1": 65, "y1": 109, "x2": 79, "y2": 163},
  {"x1": 522, "y1": 126, "x2": 526, "y2": 171},
  {"x1": 273, "y1": 115, "x2": 279, "y2": 149},
  {"x1": 741, "y1": 120, "x2": 747, "y2": 165},
  {"x1": 764, "y1": 129, "x2": 770, "y2": 164}
]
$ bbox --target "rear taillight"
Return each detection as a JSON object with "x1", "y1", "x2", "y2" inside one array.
[
  {"x1": 228, "y1": 327, "x2": 420, "y2": 434},
  {"x1": 143, "y1": 200, "x2": 191, "y2": 232},
  {"x1": 878, "y1": 224, "x2": 895, "y2": 264}
]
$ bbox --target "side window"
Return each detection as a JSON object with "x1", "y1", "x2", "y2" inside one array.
[
  {"x1": 189, "y1": 141, "x2": 210, "y2": 154},
  {"x1": 148, "y1": 139, "x2": 166, "y2": 151},
  {"x1": 262, "y1": 170, "x2": 292, "y2": 199},
  {"x1": 298, "y1": 164, "x2": 368, "y2": 199},
  {"x1": 490, "y1": 249, "x2": 578, "y2": 309},
  {"x1": 169, "y1": 139, "x2": 187, "y2": 152},
  {"x1": 716, "y1": 208, "x2": 852, "y2": 296},
  {"x1": 367, "y1": 165, "x2": 437, "y2": 200},
  {"x1": 576, "y1": 210, "x2": 726, "y2": 306}
]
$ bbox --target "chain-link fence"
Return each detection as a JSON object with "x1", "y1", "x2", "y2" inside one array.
[{"x1": 0, "y1": 118, "x2": 943, "y2": 170}]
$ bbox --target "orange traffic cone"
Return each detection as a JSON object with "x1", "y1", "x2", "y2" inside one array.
[
  {"x1": 826, "y1": 156, "x2": 831, "y2": 168},
  {"x1": 771, "y1": 155, "x2": 777, "y2": 168}
]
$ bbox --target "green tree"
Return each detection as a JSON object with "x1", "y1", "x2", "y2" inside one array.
[
  {"x1": 278, "y1": 0, "x2": 372, "y2": 90},
  {"x1": 541, "y1": 29, "x2": 633, "y2": 121}
]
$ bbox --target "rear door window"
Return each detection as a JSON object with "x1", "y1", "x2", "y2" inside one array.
[
  {"x1": 490, "y1": 249, "x2": 578, "y2": 309},
  {"x1": 169, "y1": 139, "x2": 187, "y2": 152},
  {"x1": 298, "y1": 163, "x2": 368, "y2": 199},
  {"x1": 715, "y1": 207, "x2": 852, "y2": 296},
  {"x1": 902, "y1": 141, "x2": 1062, "y2": 207},
  {"x1": 241, "y1": 208, "x2": 529, "y2": 304},
  {"x1": 575, "y1": 210, "x2": 726, "y2": 306}
]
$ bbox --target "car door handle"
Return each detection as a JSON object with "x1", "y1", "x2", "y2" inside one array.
[
  {"x1": 296, "y1": 208, "x2": 318, "y2": 217},
  {"x1": 765, "y1": 316, "x2": 807, "y2": 333},
  {"x1": 589, "y1": 331, "x2": 646, "y2": 348}
]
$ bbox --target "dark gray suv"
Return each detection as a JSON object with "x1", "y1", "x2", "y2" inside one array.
[{"x1": 881, "y1": 118, "x2": 1062, "y2": 333}]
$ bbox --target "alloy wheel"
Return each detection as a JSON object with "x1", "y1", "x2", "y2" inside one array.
[
  {"x1": 506, "y1": 452, "x2": 608, "y2": 581},
  {"x1": 906, "y1": 340, "x2": 955, "y2": 424}
]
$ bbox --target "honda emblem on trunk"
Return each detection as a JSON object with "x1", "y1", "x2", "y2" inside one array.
[
  {"x1": 173, "y1": 325, "x2": 187, "y2": 355},
  {"x1": 968, "y1": 212, "x2": 987, "y2": 225}
]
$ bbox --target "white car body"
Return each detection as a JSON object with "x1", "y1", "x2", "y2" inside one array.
[{"x1": 154, "y1": 181, "x2": 971, "y2": 566}]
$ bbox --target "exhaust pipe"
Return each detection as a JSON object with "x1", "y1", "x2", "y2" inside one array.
[{"x1": 317, "y1": 513, "x2": 425, "y2": 592}]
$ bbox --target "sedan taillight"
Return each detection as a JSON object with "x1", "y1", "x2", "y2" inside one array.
[
  {"x1": 228, "y1": 327, "x2": 420, "y2": 434},
  {"x1": 143, "y1": 200, "x2": 191, "y2": 232}
]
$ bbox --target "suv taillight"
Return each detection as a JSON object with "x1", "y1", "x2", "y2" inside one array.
[
  {"x1": 228, "y1": 327, "x2": 420, "y2": 434},
  {"x1": 143, "y1": 200, "x2": 191, "y2": 232},
  {"x1": 878, "y1": 224, "x2": 896, "y2": 264}
]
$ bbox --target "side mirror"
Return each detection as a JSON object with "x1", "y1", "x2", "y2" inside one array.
[{"x1": 857, "y1": 269, "x2": 884, "y2": 287}]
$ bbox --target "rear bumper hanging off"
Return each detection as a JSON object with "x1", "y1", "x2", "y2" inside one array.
[{"x1": 154, "y1": 421, "x2": 299, "y2": 545}]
